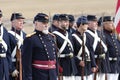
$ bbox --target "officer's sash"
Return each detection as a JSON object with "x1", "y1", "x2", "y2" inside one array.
[
  {"x1": 86, "y1": 30, "x2": 107, "y2": 52},
  {"x1": 72, "y1": 33, "x2": 90, "y2": 60},
  {"x1": 8, "y1": 31, "x2": 23, "y2": 62},
  {"x1": 53, "y1": 31, "x2": 73, "y2": 53},
  {"x1": 0, "y1": 26, "x2": 7, "y2": 51}
]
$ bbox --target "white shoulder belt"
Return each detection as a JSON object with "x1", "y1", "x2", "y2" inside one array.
[
  {"x1": 0, "y1": 26, "x2": 7, "y2": 51},
  {"x1": 86, "y1": 30, "x2": 107, "y2": 52},
  {"x1": 72, "y1": 33, "x2": 90, "y2": 60},
  {"x1": 53, "y1": 31, "x2": 73, "y2": 53}
]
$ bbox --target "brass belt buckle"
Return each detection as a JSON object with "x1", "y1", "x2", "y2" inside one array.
[{"x1": 69, "y1": 52, "x2": 73, "y2": 58}]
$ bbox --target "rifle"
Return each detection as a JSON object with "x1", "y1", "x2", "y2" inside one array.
[
  {"x1": 80, "y1": 14, "x2": 87, "y2": 80},
  {"x1": 100, "y1": 13, "x2": 108, "y2": 80},
  {"x1": 54, "y1": 35, "x2": 63, "y2": 80},
  {"x1": 93, "y1": 54, "x2": 100, "y2": 80},
  {"x1": 81, "y1": 32, "x2": 85, "y2": 80},
  {"x1": 56, "y1": 48, "x2": 63, "y2": 80},
  {"x1": 94, "y1": 13, "x2": 107, "y2": 80},
  {"x1": 101, "y1": 13, "x2": 108, "y2": 80},
  {"x1": 81, "y1": 31, "x2": 88, "y2": 80},
  {"x1": 15, "y1": 44, "x2": 22, "y2": 80},
  {"x1": 93, "y1": 34, "x2": 103, "y2": 80},
  {"x1": 49, "y1": 12, "x2": 52, "y2": 28}
]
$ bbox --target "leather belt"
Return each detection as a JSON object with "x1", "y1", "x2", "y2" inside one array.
[
  {"x1": 59, "y1": 52, "x2": 73, "y2": 58},
  {"x1": 94, "y1": 54, "x2": 105, "y2": 59},
  {"x1": 32, "y1": 60, "x2": 56, "y2": 69},
  {"x1": 0, "y1": 53, "x2": 6, "y2": 58},
  {"x1": 77, "y1": 56, "x2": 91, "y2": 62}
]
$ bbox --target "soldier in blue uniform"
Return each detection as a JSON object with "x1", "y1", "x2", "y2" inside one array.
[
  {"x1": 8, "y1": 13, "x2": 26, "y2": 80},
  {"x1": 53, "y1": 14, "x2": 77, "y2": 80},
  {"x1": 86, "y1": 15, "x2": 110, "y2": 80},
  {"x1": 102, "y1": 16, "x2": 120, "y2": 80},
  {"x1": 49, "y1": 14, "x2": 59, "y2": 32},
  {"x1": 72, "y1": 16, "x2": 97, "y2": 80},
  {"x1": 0, "y1": 10, "x2": 12, "y2": 80},
  {"x1": 22, "y1": 13, "x2": 58, "y2": 80},
  {"x1": 67, "y1": 14, "x2": 76, "y2": 34}
]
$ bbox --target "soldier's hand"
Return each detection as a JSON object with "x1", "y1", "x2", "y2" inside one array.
[
  {"x1": 91, "y1": 67, "x2": 97, "y2": 73},
  {"x1": 79, "y1": 61, "x2": 85, "y2": 67},
  {"x1": 11, "y1": 69, "x2": 19, "y2": 77}
]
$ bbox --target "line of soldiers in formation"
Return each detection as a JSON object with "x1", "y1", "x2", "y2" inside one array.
[{"x1": 0, "y1": 9, "x2": 120, "y2": 80}]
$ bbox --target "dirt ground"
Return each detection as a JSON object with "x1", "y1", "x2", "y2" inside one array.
[{"x1": 0, "y1": 0, "x2": 117, "y2": 33}]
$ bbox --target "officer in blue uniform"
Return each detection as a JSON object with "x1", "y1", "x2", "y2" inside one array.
[
  {"x1": 22, "y1": 13, "x2": 58, "y2": 80},
  {"x1": 67, "y1": 14, "x2": 76, "y2": 34},
  {"x1": 86, "y1": 15, "x2": 110, "y2": 80},
  {"x1": 53, "y1": 14, "x2": 77, "y2": 80},
  {"x1": 0, "y1": 10, "x2": 12, "y2": 80},
  {"x1": 72, "y1": 16, "x2": 96, "y2": 80},
  {"x1": 8, "y1": 13, "x2": 26, "y2": 80},
  {"x1": 103, "y1": 16, "x2": 120, "y2": 80},
  {"x1": 49, "y1": 14, "x2": 59, "y2": 32}
]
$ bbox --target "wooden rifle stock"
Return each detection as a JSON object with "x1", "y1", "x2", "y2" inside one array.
[
  {"x1": 57, "y1": 57, "x2": 63, "y2": 80},
  {"x1": 105, "y1": 74, "x2": 107, "y2": 80},
  {"x1": 94, "y1": 36, "x2": 106, "y2": 80},
  {"x1": 15, "y1": 45, "x2": 22, "y2": 80},
  {"x1": 94, "y1": 72, "x2": 97, "y2": 80},
  {"x1": 81, "y1": 33, "x2": 85, "y2": 80},
  {"x1": 55, "y1": 42, "x2": 63, "y2": 80},
  {"x1": 94, "y1": 58, "x2": 99, "y2": 80},
  {"x1": 58, "y1": 73, "x2": 63, "y2": 80},
  {"x1": 94, "y1": 13, "x2": 108, "y2": 80},
  {"x1": 94, "y1": 37, "x2": 102, "y2": 80}
]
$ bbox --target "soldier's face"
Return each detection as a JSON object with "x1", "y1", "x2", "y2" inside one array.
[
  {"x1": 69, "y1": 22, "x2": 74, "y2": 28},
  {"x1": 52, "y1": 20, "x2": 59, "y2": 27},
  {"x1": 35, "y1": 21, "x2": 48, "y2": 31},
  {"x1": 103, "y1": 21, "x2": 114, "y2": 31},
  {"x1": 82, "y1": 24, "x2": 88, "y2": 31},
  {"x1": 88, "y1": 21, "x2": 98, "y2": 31},
  {"x1": 78, "y1": 24, "x2": 88, "y2": 32},
  {"x1": 59, "y1": 20, "x2": 69, "y2": 30},
  {"x1": 12, "y1": 19, "x2": 24, "y2": 31}
]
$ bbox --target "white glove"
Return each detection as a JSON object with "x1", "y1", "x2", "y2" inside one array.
[
  {"x1": 12, "y1": 69, "x2": 19, "y2": 77},
  {"x1": 79, "y1": 61, "x2": 85, "y2": 67}
]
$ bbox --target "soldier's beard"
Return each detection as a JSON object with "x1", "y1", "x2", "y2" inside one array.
[
  {"x1": 42, "y1": 30, "x2": 49, "y2": 34},
  {"x1": 61, "y1": 26, "x2": 68, "y2": 30}
]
